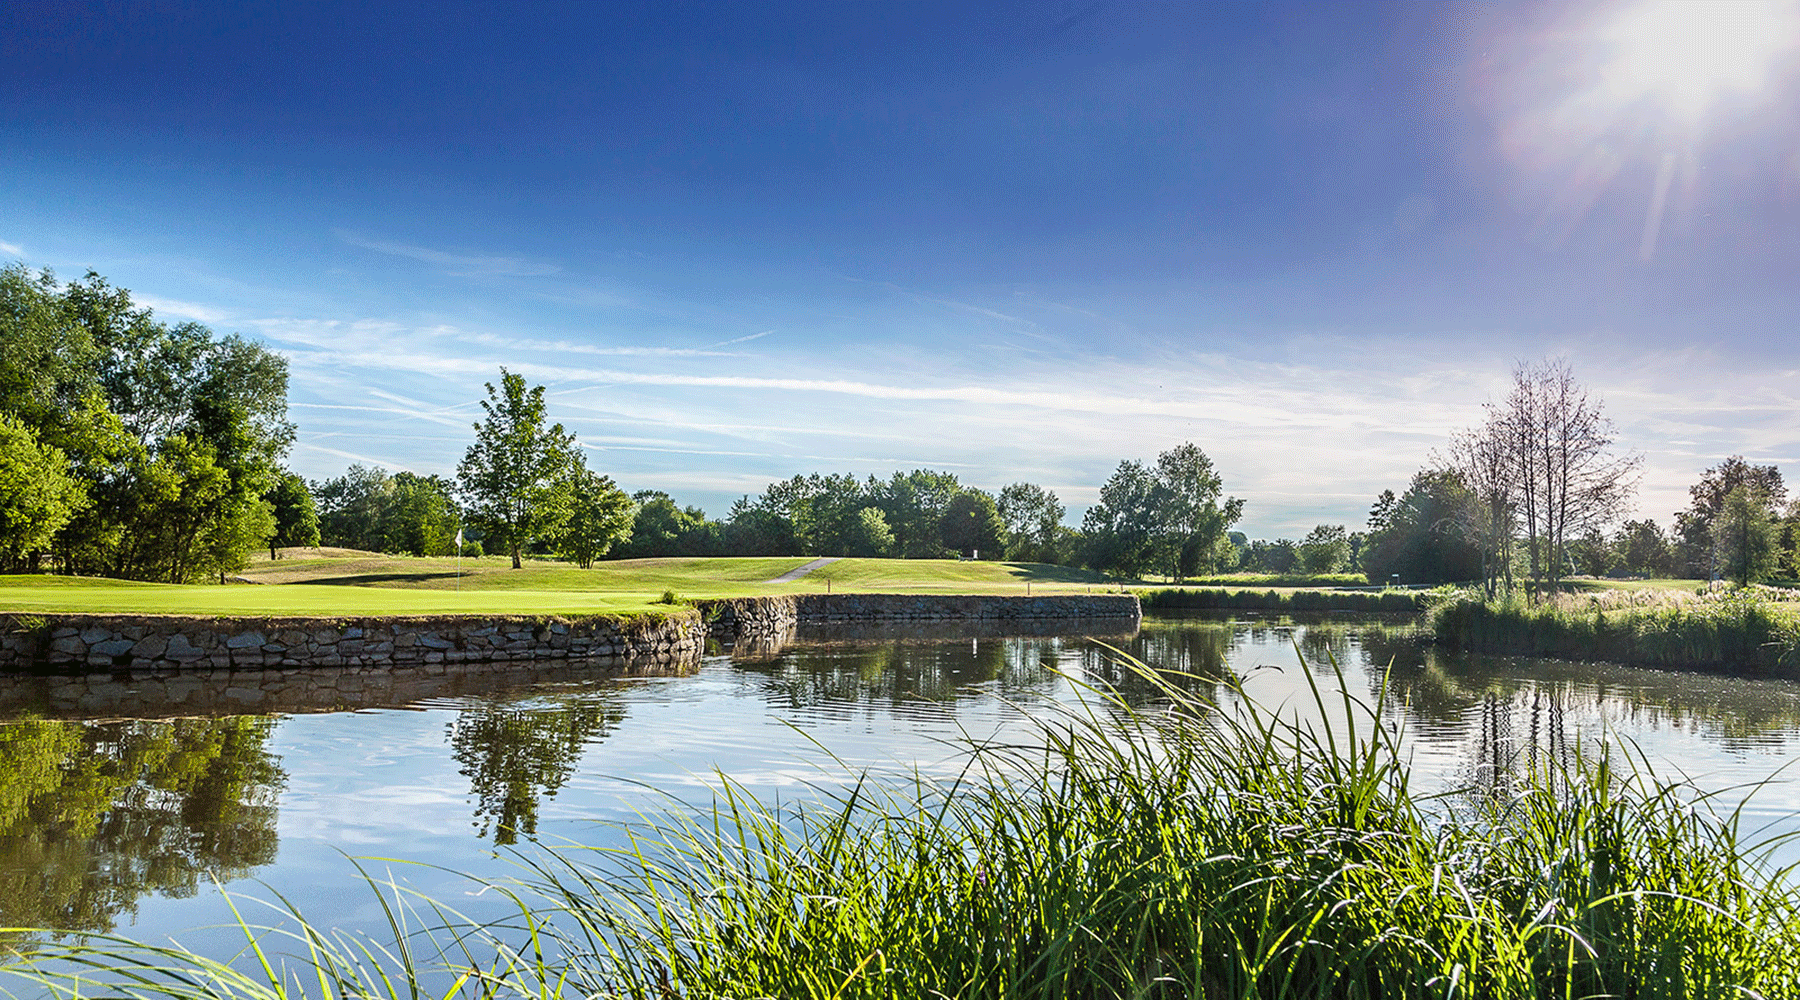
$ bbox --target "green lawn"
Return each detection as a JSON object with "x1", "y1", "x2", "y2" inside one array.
[{"x1": 0, "y1": 554, "x2": 1123, "y2": 617}]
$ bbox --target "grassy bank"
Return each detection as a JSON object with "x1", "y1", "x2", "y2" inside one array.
[
  {"x1": 0, "y1": 556, "x2": 1121, "y2": 616},
  {"x1": 6, "y1": 657, "x2": 1796, "y2": 998},
  {"x1": 1141, "y1": 586, "x2": 1427, "y2": 613},
  {"x1": 1430, "y1": 588, "x2": 1800, "y2": 673}
]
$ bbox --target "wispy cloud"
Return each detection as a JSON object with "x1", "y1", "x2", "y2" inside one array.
[
  {"x1": 135, "y1": 294, "x2": 232, "y2": 324},
  {"x1": 709, "y1": 329, "x2": 775, "y2": 348},
  {"x1": 0, "y1": 240, "x2": 23, "y2": 257},
  {"x1": 337, "y1": 231, "x2": 562, "y2": 277}
]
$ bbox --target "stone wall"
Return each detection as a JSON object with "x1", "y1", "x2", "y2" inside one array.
[
  {"x1": 702, "y1": 592, "x2": 1139, "y2": 644},
  {"x1": 0, "y1": 611, "x2": 704, "y2": 674}
]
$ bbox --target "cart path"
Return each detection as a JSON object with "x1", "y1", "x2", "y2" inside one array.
[{"x1": 765, "y1": 557, "x2": 842, "y2": 583}]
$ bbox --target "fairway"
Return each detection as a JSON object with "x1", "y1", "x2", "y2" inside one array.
[{"x1": 0, "y1": 555, "x2": 1125, "y2": 617}]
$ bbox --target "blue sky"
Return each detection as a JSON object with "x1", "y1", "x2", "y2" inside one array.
[{"x1": 3, "y1": 0, "x2": 1797, "y2": 536}]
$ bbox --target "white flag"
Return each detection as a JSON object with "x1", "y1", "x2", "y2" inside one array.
[{"x1": 455, "y1": 528, "x2": 464, "y2": 548}]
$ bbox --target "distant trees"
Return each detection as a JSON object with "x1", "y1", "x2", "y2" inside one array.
[
  {"x1": 997, "y1": 482, "x2": 1066, "y2": 563},
  {"x1": 456, "y1": 369, "x2": 580, "y2": 569},
  {"x1": 313, "y1": 465, "x2": 461, "y2": 556},
  {"x1": 1361, "y1": 471, "x2": 1483, "y2": 585},
  {"x1": 1673, "y1": 457, "x2": 1787, "y2": 581},
  {"x1": 1082, "y1": 443, "x2": 1242, "y2": 580},
  {"x1": 940, "y1": 491, "x2": 1004, "y2": 558},
  {"x1": 1297, "y1": 525, "x2": 1351, "y2": 574},
  {"x1": 717, "y1": 471, "x2": 1042, "y2": 561},
  {"x1": 0, "y1": 265, "x2": 295, "y2": 581},
  {"x1": 610, "y1": 490, "x2": 718, "y2": 559},
  {"x1": 264, "y1": 470, "x2": 319, "y2": 558}
]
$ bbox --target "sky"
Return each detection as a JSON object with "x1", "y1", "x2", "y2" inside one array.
[{"x1": 2, "y1": 0, "x2": 1798, "y2": 536}]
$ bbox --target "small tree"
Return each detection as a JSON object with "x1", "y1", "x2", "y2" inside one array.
[
  {"x1": 0, "y1": 415, "x2": 86, "y2": 568},
  {"x1": 456, "y1": 369, "x2": 579, "y2": 569},
  {"x1": 1297, "y1": 524, "x2": 1351, "y2": 574},
  {"x1": 1715, "y1": 484, "x2": 1781, "y2": 586},
  {"x1": 264, "y1": 470, "x2": 319, "y2": 559},
  {"x1": 554, "y1": 465, "x2": 635, "y2": 568},
  {"x1": 940, "y1": 490, "x2": 1004, "y2": 559}
]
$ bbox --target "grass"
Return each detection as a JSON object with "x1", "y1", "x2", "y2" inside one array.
[
  {"x1": 0, "y1": 555, "x2": 1125, "y2": 616},
  {"x1": 5, "y1": 653, "x2": 1797, "y2": 998},
  {"x1": 1139, "y1": 587, "x2": 1428, "y2": 613},
  {"x1": 1430, "y1": 587, "x2": 1800, "y2": 673}
]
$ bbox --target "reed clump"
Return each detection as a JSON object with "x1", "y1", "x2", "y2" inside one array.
[
  {"x1": 1431, "y1": 587, "x2": 1800, "y2": 673},
  {"x1": 1141, "y1": 587, "x2": 1426, "y2": 613},
  {"x1": 5, "y1": 656, "x2": 1798, "y2": 999}
]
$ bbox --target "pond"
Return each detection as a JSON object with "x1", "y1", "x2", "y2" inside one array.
[{"x1": 4, "y1": 611, "x2": 1800, "y2": 957}]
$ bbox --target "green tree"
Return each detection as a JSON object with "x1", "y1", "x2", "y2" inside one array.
[
  {"x1": 611, "y1": 490, "x2": 720, "y2": 558},
  {"x1": 264, "y1": 469, "x2": 319, "y2": 559},
  {"x1": 456, "y1": 370, "x2": 579, "y2": 569},
  {"x1": 1297, "y1": 524, "x2": 1351, "y2": 574},
  {"x1": 1613, "y1": 519, "x2": 1673, "y2": 577},
  {"x1": 1361, "y1": 471, "x2": 1482, "y2": 585},
  {"x1": 1715, "y1": 484, "x2": 1781, "y2": 586},
  {"x1": 0, "y1": 415, "x2": 86, "y2": 567},
  {"x1": 387, "y1": 473, "x2": 462, "y2": 556},
  {"x1": 554, "y1": 465, "x2": 635, "y2": 568},
  {"x1": 1675, "y1": 457, "x2": 1786, "y2": 579},
  {"x1": 997, "y1": 482, "x2": 1066, "y2": 563},
  {"x1": 869, "y1": 470, "x2": 963, "y2": 558},
  {"x1": 1083, "y1": 443, "x2": 1242, "y2": 580},
  {"x1": 940, "y1": 490, "x2": 1004, "y2": 559}
]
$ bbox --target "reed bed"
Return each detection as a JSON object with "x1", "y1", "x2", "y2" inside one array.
[
  {"x1": 5, "y1": 655, "x2": 1799, "y2": 999},
  {"x1": 1431, "y1": 588, "x2": 1800, "y2": 673},
  {"x1": 1141, "y1": 587, "x2": 1426, "y2": 613}
]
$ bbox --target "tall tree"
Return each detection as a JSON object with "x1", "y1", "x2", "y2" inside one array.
[
  {"x1": 456, "y1": 370, "x2": 579, "y2": 569},
  {"x1": 1714, "y1": 484, "x2": 1782, "y2": 586},
  {"x1": 997, "y1": 482, "x2": 1066, "y2": 563},
  {"x1": 1673, "y1": 456, "x2": 1786, "y2": 579},
  {"x1": 1497, "y1": 360, "x2": 1639, "y2": 597},
  {"x1": 1361, "y1": 471, "x2": 1482, "y2": 585},
  {"x1": 1297, "y1": 524, "x2": 1351, "y2": 574},
  {"x1": 940, "y1": 490, "x2": 1004, "y2": 559},
  {"x1": 0, "y1": 415, "x2": 86, "y2": 568},
  {"x1": 1083, "y1": 443, "x2": 1242, "y2": 580},
  {"x1": 552, "y1": 465, "x2": 634, "y2": 568}
]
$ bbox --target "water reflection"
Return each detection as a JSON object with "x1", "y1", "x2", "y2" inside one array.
[
  {"x1": 449, "y1": 692, "x2": 626, "y2": 845},
  {"x1": 0, "y1": 716, "x2": 283, "y2": 940}
]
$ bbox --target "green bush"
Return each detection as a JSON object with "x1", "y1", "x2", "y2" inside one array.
[{"x1": 1141, "y1": 587, "x2": 1427, "y2": 613}]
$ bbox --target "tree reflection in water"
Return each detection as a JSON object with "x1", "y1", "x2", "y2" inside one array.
[
  {"x1": 0, "y1": 716, "x2": 283, "y2": 941},
  {"x1": 448, "y1": 692, "x2": 625, "y2": 845}
]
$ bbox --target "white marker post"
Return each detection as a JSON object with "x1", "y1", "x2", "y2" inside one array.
[{"x1": 456, "y1": 528, "x2": 464, "y2": 593}]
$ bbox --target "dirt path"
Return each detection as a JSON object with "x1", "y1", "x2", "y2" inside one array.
[{"x1": 765, "y1": 557, "x2": 842, "y2": 583}]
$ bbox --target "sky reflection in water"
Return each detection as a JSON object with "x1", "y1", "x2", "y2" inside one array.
[{"x1": 3, "y1": 612, "x2": 1800, "y2": 952}]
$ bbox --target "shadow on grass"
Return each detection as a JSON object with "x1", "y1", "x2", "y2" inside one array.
[{"x1": 289, "y1": 572, "x2": 465, "y2": 587}]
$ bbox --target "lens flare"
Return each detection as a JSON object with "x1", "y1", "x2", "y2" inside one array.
[{"x1": 1602, "y1": 0, "x2": 1800, "y2": 121}]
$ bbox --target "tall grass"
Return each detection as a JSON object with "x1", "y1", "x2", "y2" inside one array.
[
  {"x1": 1431, "y1": 588, "x2": 1800, "y2": 673},
  {"x1": 6, "y1": 654, "x2": 1799, "y2": 998},
  {"x1": 1140, "y1": 587, "x2": 1426, "y2": 613}
]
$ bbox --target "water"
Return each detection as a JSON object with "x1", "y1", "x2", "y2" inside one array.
[{"x1": 4, "y1": 611, "x2": 1800, "y2": 956}]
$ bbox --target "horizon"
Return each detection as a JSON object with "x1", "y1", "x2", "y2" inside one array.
[{"x1": 3, "y1": 0, "x2": 1796, "y2": 536}]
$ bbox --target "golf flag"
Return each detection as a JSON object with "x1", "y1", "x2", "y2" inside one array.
[{"x1": 456, "y1": 528, "x2": 464, "y2": 548}]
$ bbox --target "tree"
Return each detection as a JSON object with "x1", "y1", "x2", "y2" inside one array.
[
  {"x1": 845, "y1": 506, "x2": 895, "y2": 558},
  {"x1": 0, "y1": 415, "x2": 86, "y2": 567},
  {"x1": 1499, "y1": 360, "x2": 1640, "y2": 596},
  {"x1": 313, "y1": 464, "x2": 395, "y2": 551},
  {"x1": 997, "y1": 482, "x2": 1066, "y2": 563},
  {"x1": 1083, "y1": 444, "x2": 1242, "y2": 580},
  {"x1": 1714, "y1": 484, "x2": 1781, "y2": 586},
  {"x1": 552, "y1": 465, "x2": 634, "y2": 568},
  {"x1": 1613, "y1": 519, "x2": 1672, "y2": 578},
  {"x1": 1673, "y1": 457, "x2": 1787, "y2": 579},
  {"x1": 456, "y1": 370, "x2": 579, "y2": 569},
  {"x1": 1297, "y1": 524, "x2": 1351, "y2": 574},
  {"x1": 869, "y1": 470, "x2": 963, "y2": 558},
  {"x1": 1362, "y1": 471, "x2": 1482, "y2": 585},
  {"x1": 264, "y1": 470, "x2": 318, "y2": 559},
  {"x1": 940, "y1": 490, "x2": 1004, "y2": 558}
]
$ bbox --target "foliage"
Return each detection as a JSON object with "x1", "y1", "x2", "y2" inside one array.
[
  {"x1": 456, "y1": 369, "x2": 579, "y2": 569},
  {"x1": 263, "y1": 470, "x2": 318, "y2": 558},
  {"x1": 939, "y1": 489, "x2": 1003, "y2": 558},
  {"x1": 312, "y1": 466, "x2": 462, "y2": 557},
  {"x1": 0, "y1": 415, "x2": 85, "y2": 565},
  {"x1": 1713, "y1": 483, "x2": 1782, "y2": 586},
  {"x1": 1296, "y1": 523, "x2": 1350, "y2": 573},
  {"x1": 1673, "y1": 456, "x2": 1786, "y2": 579},
  {"x1": 448, "y1": 693, "x2": 623, "y2": 845},
  {"x1": 551, "y1": 466, "x2": 634, "y2": 568},
  {"x1": 1614, "y1": 518, "x2": 1674, "y2": 577},
  {"x1": 11, "y1": 657, "x2": 1799, "y2": 997},
  {"x1": 610, "y1": 490, "x2": 718, "y2": 559},
  {"x1": 1430, "y1": 588, "x2": 1800, "y2": 671},
  {"x1": 1361, "y1": 469, "x2": 1482, "y2": 585},
  {"x1": 996, "y1": 482, "x2": 1066, "y2": 562},
  {"x1": 1082, "y1": 442, "x2": 1242, "y2": 580},
  {"x1": 0, "y1": 266, "x2": 293, "y2": 581},
  {"x1": 1139, "y1": 586, "x2": 1427, "y2": 612}
]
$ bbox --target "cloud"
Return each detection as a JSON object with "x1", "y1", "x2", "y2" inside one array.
[
  {"x1": 134, "y1": 294, "x2": 232, "y2": 324},
  {"x1": 0, "y1": 240, "x2": 22, "y2": 257},
  {"x1": 336, "y1": 232, "x2": 562, "y2": 277}
]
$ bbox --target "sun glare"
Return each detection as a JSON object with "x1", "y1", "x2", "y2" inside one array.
[{"x1": 1603, "y1": 0, "x2": 1800, "y2": 120}]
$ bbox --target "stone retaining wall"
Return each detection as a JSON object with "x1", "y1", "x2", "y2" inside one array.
[
  {"x1": 0, "y1": 611, "x2": 704, "y2": 673},
  {"x1": 702, "y1": 593, "x2": 1139, "y2": 643}
]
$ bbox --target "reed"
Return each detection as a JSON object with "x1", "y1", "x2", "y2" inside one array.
[
  {"x1": 1430, "y1": 588, "x2": 1800, "y2": 673},
  {"x1": 1140, "y1": 587, "x2": 1426, "y2": 613},
  {"x1": 5, "y1": 654, "x2": 1797, "y2": 998}
]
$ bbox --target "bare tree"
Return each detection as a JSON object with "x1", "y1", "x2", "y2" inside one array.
[
  {"x1": 1442, "y1": 418, "x2": 1516, "y2": 597},
  {"x1": 1500, "y1": 360, "x2": 1640, "y2": 597}
]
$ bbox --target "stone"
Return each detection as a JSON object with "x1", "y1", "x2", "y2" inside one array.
[
  {"x1": 91, "y1": 638, "x2": 137, "y2": 658},
  {"x1": 226, "y1": 631, "x2": 268, "y2": 649},
  {"x1": 79, "y1": 627, "x2": 116, "y2": 644}
]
